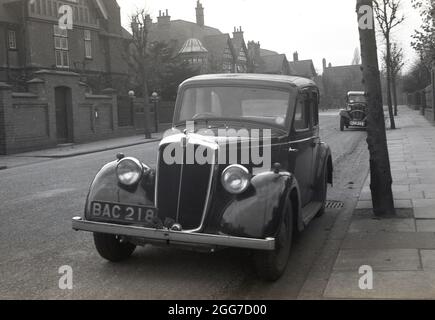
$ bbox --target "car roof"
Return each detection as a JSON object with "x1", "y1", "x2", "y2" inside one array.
[
  {"x1": 180, "y1": 73, "x2": 318, "y2": 90},
  {"x1": 348, "y1": 91, "x2": 365, "y2": 95}
]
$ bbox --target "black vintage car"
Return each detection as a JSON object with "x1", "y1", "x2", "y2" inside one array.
[
  {"x1": 339, "y1": 91, "x2": 368, "y2": 131},
  {"x1": 72, "y1": 74, "x2": 333, "y2": 281}
]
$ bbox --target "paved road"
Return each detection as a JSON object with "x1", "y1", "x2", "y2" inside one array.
[{"x1": 0, "y1": 113, "x2": 368, "y2": 299}]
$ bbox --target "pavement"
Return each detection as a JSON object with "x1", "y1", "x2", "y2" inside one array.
[
  {"x1": 0, "y1": 133, "x2": 162, "y2": 170},
  {"x1": 322, "y1": 105, "x2": 435, "y2": 299}
]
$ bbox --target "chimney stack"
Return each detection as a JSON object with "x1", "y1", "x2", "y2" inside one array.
[
  {"x1": 322, "y1": 58, "x2": 327, "y2": 71},
  {"x1": 233, "y1": 26, "x2": 244, "y2": 39},
  {"x1": 293, "y1": 51, "x2": 299, "y2": 62},
  {"x1": 196, "y1": 0, "x2": 204, "y2": 27},
  {"x1": 157, "y1": 9, "x2": 171, "y2": 26}
]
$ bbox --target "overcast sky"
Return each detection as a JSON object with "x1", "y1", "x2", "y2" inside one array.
[{"x1": 118, "y1": 0, "x2": 422, "y2": 73}]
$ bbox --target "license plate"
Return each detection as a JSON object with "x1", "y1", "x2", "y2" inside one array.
[
  {"x1": 90, "y1": 201, "x2": 157, "y2": 225},
  {"x1": 350, "y1": 121, "x2": 365, "y2": 126}
]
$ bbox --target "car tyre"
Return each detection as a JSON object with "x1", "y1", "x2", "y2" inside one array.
[
  {"x1": 340, "y1": 117, "x2": 345, "y2": 131},
  {"x1": 93, "y1": 233, "x2": 136, "y2": 262},
  {"x1": 252, "y1": 201, "x2": 293, "y2": 281}
]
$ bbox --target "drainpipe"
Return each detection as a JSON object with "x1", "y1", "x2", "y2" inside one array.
[{"x1": 21, "y1": 0, "x2": 29, "y2": 81}]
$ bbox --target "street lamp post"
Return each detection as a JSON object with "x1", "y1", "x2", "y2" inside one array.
[
  {"x1": 128, "y1": 90, "x2": 135, "y2": 128},
  {"x1": 151, "y1": 91, "x2": 160, "y2": 133}
]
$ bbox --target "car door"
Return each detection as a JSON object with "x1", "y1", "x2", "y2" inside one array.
[
  {"x1": 289, "y1": 92, "x2": 314, "y2": 207},
  {"x1": 310, "y1": 90, "x2": 322, "y2": 188}
]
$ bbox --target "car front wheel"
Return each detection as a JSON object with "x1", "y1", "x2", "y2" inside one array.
[
  {"x1": 93, "y1": 233, "x2": 136, "y2": 262},
  {"x1": 340, "y1": 117, "x2": 345, "y2": 131},
  {"x1": 252, "y1": 202, "x2": 293, "y2": 281}
]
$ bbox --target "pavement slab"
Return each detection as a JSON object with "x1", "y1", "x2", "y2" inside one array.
[
  {"x1": 416, "y1": 220, "x2": 435, "y2": 232},
  {"x1": 333, "y1": 249, "x2": 421, "y2": 272},
  {"x1": 324, "y1": 271, "x2": 435, "y2": 299},
  {"x1": 421, "y1": 250, "x2": 435, "y2": 270},
  {"x1": 348, "y1": 219, "x2": 416, "y2": 233},
  {"x1": 414, "y1": 207, "x2": 435, "y2": 219},
  {"x1": 342, "y1": 232, "x2": 435, "y2": 250}
]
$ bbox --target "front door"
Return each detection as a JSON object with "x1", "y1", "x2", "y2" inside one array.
[
  {"x1": 55, "y1": 87, "x2": 72, "y2": 143},
  {"x1": 289, "y1": 96, "x2": 314, "y2": 206}
]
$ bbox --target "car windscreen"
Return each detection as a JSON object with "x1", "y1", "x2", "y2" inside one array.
[
  {"x1": 176, "y1": 86, "x2": 295, "y2": 128},
  {"x1": 348, "y1": 95, "x2": 366, "y2": 103}
]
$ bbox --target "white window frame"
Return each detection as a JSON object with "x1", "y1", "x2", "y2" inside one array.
[
  {"x1": 84, "y1": 30, "x2": 92, "y2": 59},
  {"x1": 54, "y1": 25, "x2": 69, "y2": 68},
  {"x1": 8, "y1": 30, "x2": 17, "y2": 50}
]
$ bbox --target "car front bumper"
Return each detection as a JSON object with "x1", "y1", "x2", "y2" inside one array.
[{"x1": 72, "y1": 217, "x2": 275, "y2": 251}]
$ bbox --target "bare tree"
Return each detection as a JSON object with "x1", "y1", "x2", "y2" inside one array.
[
  {"x1": 357, "y1": 0, "x2": 396, "y2": 216},
  {"x1": 373, "y1": 0, "x2": 405, "y2": 129},
  {"x1": 383, "y1": 43, "x2": 404, "y2": 115},
  {"x1": 411, "y1": 0, "x2": 435, "y2": 121},
  {"x1": 129, "y1": 9, "x2": 152, "y2": 138},
  {"x1": 411, "y1": 0, "x2": 435, "y2": 69}
]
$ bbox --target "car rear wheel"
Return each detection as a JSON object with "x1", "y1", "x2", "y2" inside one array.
[
  {"x1": 93, "y1": 233, "x2": 136, "y2": 262},
  {"x1": 252, "y1": 201, "x2": 293, "y2": 281},
  {"x1": 340, "y1": 117, "x2": 345, "y2": 131}
]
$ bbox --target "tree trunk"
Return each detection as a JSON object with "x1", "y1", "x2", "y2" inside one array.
[
  {"x1": 357, "y1": 0, "x2": 395, "y2": 216},
  {"x1": 392, "y1": 74, "x2": 398, "y2": 116},
  {"x1": 385, "y1": 36, "x2": 396, "y2": 129}
]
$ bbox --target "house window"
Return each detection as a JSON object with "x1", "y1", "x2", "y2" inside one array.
[
  {"x1": 54, "y1": 25, "x2": 69, "y2": 68},
  {"x1": 8, "y1": 31, "x2": 17, "y2": 50},
  {"x1": 84, "y1": 30, "x2": 92, "y2": 59}
]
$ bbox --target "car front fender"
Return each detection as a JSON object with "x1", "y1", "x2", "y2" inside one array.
[
  {"x1": 219, "y1": 171, "x2": 300, "y2": 239},
  {"x1": 84, "y1": 161, "x2": 155, "y2": 219},
  {"x1": 339, "y1": 109, "x2": 350, "y2": 119}
]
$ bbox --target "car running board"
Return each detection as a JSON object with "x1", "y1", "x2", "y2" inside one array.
[{"x1": 301, "y1": 201, "x2": 323, "y2": 226}]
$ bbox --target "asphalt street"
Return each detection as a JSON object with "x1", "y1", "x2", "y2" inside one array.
[{"x1": 0, "y1": 112, "x2": 368, "y2": 299}]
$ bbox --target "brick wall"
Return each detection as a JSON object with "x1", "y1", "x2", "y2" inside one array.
[{"x1": 0, "y1": 70, "x2": 136, "y2": 155}]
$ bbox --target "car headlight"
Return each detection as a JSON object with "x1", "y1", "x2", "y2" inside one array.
[
  {"x1": 221, "y1": 165, "x2": 251, "y2": 195},
  {"x1": 116, "y1": 157, "x2": 143, "y2": 186}
]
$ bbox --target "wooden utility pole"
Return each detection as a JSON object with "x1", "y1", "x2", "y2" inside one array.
[{"x1": 356, "y1": 0, "x2": 396, "y2": 216}]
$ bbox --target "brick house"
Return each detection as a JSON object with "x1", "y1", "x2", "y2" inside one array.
[
  {"x1": 320, "y1": 58, "x2": 364, "y2": 109},
  {"x1": 288, "y1": 52, "x2": 317, "y2": 80},
  {"x1": 247, "y1": 41, "x2": 294, "y2": 75},
  {"x1": 0, "y1": 0, "x2": 131, "y2": 90},
  {"x1": 0, "y1": 0, "x2": 138, "y2": 154},
  {"x1": 147, "y1": 1, "x2": 250, "y2": 74}
]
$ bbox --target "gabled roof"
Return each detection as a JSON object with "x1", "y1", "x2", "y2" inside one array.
[
  {"x1": 260, "y1": 48, "x2": 279, "y2": 57},
  {"x1": 231, "y1": 36, "x2": 247, "y2": 56},
  {"x1": 94, "y1": 0, "x2": 108, "y2": 20},
  {"x1": 202, "y1": 34, "x2": 234, "y2": 58},
  {"x1": 289, "y1": 60, "x2": 317, "y2": 78},
  {"x1": 323, "y1": 64, "x2": 362, "y2": 77},
  {"x1": 259, "y1": 54, "x2": 290, "y2": 74}
]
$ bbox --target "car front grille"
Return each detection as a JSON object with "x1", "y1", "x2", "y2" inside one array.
[
  {"x1": 349, "y1": 104, "x2": 367, "y2": 121},
  {"x1": 156, "y1": 142, "x2": 215, "y2": 231}
]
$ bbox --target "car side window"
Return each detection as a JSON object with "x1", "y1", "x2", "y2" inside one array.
[
  {"x1": 294, "y1": 98, "x2": 309, "y2": 131},
  {"x1": 311, "y1": 92, "x2": 319, "y2": 127}
]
